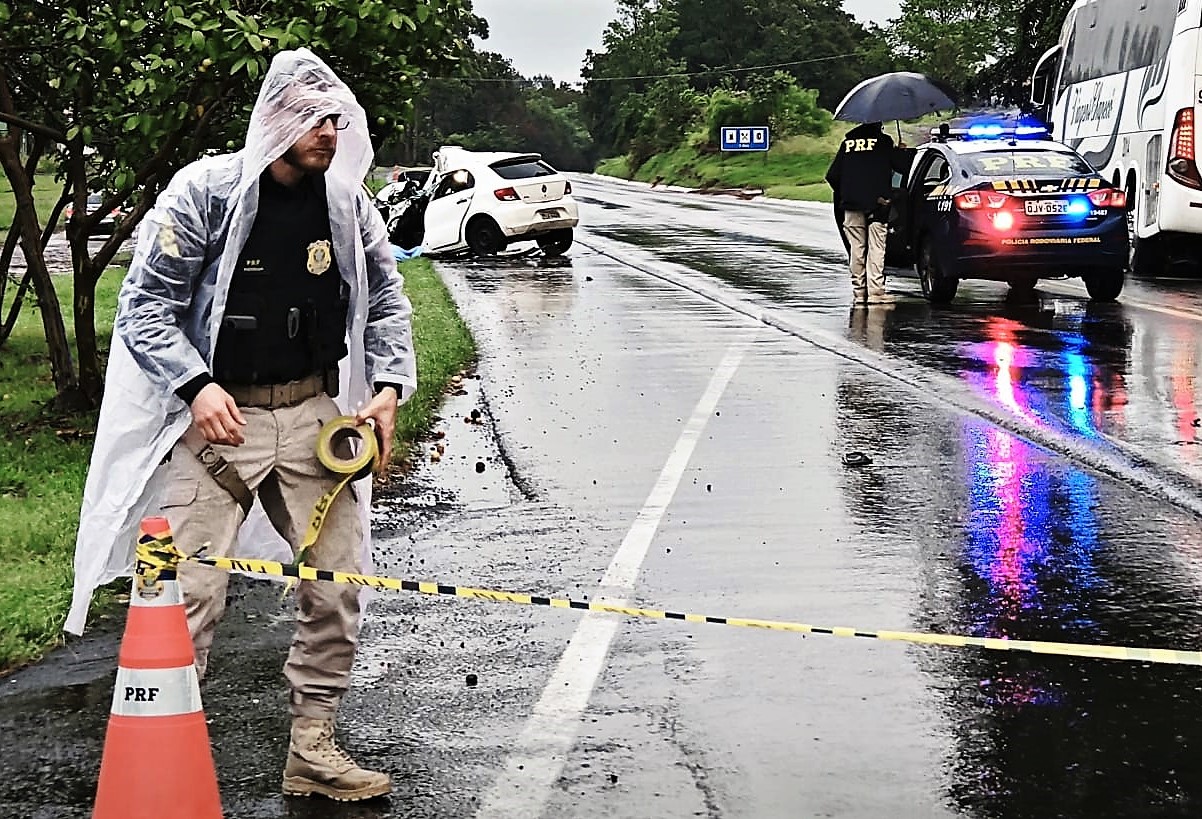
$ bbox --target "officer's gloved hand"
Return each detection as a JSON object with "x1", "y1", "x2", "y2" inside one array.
[{"x1": 871, "y1": 197, "x2": 891, "y2": 224}]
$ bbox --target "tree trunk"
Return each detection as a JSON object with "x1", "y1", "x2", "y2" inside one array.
[
  {"x1": 0, "y1": 135, "x2": 82, "y2": 408},
  {"x1": 73, "y1": 256, "x2": 103, "y2": 405}
]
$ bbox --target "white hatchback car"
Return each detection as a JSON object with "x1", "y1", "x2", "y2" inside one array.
[{"x1": 420, "y1": 146, "x2": 580, "y2": 257}]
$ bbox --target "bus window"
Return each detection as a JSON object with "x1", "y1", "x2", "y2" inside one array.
[{"x1": 1060, "y1": 0, "x2": 1178, "y2": 87}]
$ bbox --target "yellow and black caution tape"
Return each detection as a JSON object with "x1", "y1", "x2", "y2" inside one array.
[{"x1": 135, "y1": 539, "x2": 1202, "y2": 668}]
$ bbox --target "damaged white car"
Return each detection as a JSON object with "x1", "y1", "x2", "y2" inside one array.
[{"x1": 413, "y1": 146, "x2": 580, "y2": 257}]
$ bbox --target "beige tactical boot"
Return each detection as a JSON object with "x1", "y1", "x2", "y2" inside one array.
[{"x1": 282, "y1": 717, "x2": 391, "y2": 801}]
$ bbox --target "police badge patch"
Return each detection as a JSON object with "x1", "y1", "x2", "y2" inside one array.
[{"x1": 306, "y1": 239, "x2": 333, "y2": 275}]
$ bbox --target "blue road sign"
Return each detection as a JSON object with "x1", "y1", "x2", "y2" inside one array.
[{"x1": 720, "y1": 126, "x2": 770, "y2": 152}]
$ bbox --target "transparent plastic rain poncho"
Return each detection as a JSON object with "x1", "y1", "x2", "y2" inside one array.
[{"x1": 66, "y1": 49, "x2": 416, "y2": 634}]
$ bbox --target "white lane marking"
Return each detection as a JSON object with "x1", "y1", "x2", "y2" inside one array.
[
  {"x1": 475, "y1": 342, "x2": 748, "y2": 819},
  {"x1": 1040, "y1": 279, "x2": 1202, "y2": 323}
]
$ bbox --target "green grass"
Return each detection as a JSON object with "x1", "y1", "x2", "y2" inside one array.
[
  {"x1": 0, "y1": 256, "x2": 474, "y2": 673},
  {"x1": 0, "y1": 172, "x2": 66, "y2": 233},
  {"x1": 594, "y1": 118, "x2": 947, "y2": 203},
  {"x1": 395, "y1": 258, "x2": 476, "y2": 444}
]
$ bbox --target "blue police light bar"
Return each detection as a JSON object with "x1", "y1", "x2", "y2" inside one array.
[
  {"x1": 968, "y1": 123, "x2": 1005, "y2": 138},
  {"x1": 932, "y1": 120, "x2": 1051, "y2": 142}
]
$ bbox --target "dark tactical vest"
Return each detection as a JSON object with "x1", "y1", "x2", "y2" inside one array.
[{"x1": 214, "y1": 171, "x2": 349, "y2": 385}]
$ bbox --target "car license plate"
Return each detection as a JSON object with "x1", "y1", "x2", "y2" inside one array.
[
  {"x1": 538, "y1": 209, "x2": 560, "y2": 219},
  {"x1": 1024, "y1": 199, "x2": 1069, "y2": 216}
]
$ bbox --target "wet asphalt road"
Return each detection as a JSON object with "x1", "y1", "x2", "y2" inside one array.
[{"x1": 6, "y1": 175, "x2": 1202, "y2": 818}]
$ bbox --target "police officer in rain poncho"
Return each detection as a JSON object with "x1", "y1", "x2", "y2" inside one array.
[{"x1": 68, "y1": 49, "x2": 416, "y2": 801}]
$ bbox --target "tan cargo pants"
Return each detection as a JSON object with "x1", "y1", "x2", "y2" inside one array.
[
  {"x1": 841, "y1": 211, "x2": 888, "y2": 302},
  {"x1": 160, "y1": 393, "x2": 363, "y2": 720}
]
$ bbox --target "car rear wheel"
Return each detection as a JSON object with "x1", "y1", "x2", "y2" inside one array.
[
  {"x1": 466, "y1": 217, "x2": 507, "y2": 256},
  {"x1": 1007, "y1": 278, "x2": 1038, "y2": 301},
  {"x1": 917, "y1": 238, "x2": 958, "y2": 304},
  {"x1": 536, "y1": 228, "x2": 573, "y2": 256},
  {"x1": 1084, "y1": 269, "x2": 1124, "y2": 302}
]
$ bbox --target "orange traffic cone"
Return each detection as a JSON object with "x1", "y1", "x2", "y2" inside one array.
[{"x1": 92, "y1": 516, "x2": 223, "y2": 818}]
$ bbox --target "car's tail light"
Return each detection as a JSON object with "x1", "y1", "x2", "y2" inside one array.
[
  {"x1": 954, "y1": 192, "x2": 982, "y2": 210},
  {"x1": 956, "y1": 191, "x2": 1010, "y2": 210},
  {"x1": 565, "y1": 180, "x2": 572, "y2": 194},
  {"x1": 993, "y1": 211, "x2": 1016, "y2": 231},
  {"x1": 1168, "y1": 108, "x2": 1202, "y2": 189},
  {"x1": 493, "y1": 187, "x2": 520, "y2": 201},
  {"x1": 1088, "y1": 188, "x2": 1127, "y2": 208}
]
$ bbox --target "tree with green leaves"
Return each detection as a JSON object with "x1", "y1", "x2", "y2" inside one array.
[
  {"x1": 0, "y1": 0, "x2": 481, "y2": 409},
  {"x1": 581, "y1": 0, "x2": 698, "y2": 163},
  {"x1": 886, "y1": 0, "x2": 1004, "y2": 94},
  {"x1": 381, "y1": 50, "x2": 597, "y2": 173},
  {"x1": 671, "y1": 0, "x2": 883, "y2": 110},
  {"x1": 703, "y1": 72, "x2": 831, "y2": 146},
  {"x1": 971, "y1": 0, "x2": 1074, "y2": 103}
]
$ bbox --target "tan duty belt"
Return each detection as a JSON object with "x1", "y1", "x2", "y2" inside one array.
[{"x1": 221, "y1": 369, "x2": 336, "y2": 409}]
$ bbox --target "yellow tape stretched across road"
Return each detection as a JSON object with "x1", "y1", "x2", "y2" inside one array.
[{"x1": 135, "y1": 539, "x2": 1202, "y2": 668}]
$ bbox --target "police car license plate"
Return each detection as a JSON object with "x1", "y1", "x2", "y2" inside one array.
[
  {"x1": 538, "y1": 208, "x2": 561, "y2": 219},
  {"x1": 1025, "y1": 199, "x2": 1069, "y2": 216}
]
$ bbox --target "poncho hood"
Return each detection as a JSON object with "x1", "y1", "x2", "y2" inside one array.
[{"x1": 241, "y1": 48, "x2": 373, "y2": 191}]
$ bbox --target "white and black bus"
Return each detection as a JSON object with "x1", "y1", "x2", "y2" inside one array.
[{"x1": 1030, "y1": 0, "x2": 1202, "y2": 274}]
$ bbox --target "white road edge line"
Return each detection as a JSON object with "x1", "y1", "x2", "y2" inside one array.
[
  {"x1": 474, "y1": 342, "x2": 749, "y2": 819},
  {"x1": 1039, "y1": 278, "x2": 1202, "y2": 323}
]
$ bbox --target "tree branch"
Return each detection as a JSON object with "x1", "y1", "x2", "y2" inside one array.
[{"x1": 0, "y1": 112, "x2": 68, "y2": 145}]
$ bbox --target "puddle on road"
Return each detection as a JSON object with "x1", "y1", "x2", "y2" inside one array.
[
  {"x1": 834, "y1": 353, "x2": 1202, "y2": 816},
  {"x1": 575, "y1": 195, "x2": 630, "y2": 210}
]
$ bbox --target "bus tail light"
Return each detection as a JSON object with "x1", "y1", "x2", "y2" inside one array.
[{"x1": 1168, "y1": 108, "x2": 1202, "y2": 189}]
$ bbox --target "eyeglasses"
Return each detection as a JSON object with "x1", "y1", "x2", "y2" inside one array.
[{"x1": 316, "y1": 113, "x2": 350, "y2": 131}]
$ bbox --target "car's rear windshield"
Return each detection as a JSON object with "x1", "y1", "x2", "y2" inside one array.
[
  {"x1": 966, "y1": 151, "x2": 1095, "y2": 178},
  {"x1": 491, "y1": 159, "x2": 557, "y2": 179}
]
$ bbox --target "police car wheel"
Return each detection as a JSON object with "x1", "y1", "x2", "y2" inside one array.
[
  {"x1": 1083, "y1": 270, "x2": 1124, "y2": 303},
  {"x1": 466, "y1": 218, "x2": 507, "y2": 256},
  {"x1": 918, "y1": 239, "x2": 958, "y2": 304}
]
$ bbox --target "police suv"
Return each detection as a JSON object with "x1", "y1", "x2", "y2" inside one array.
[{"x1": 885, "y1": 123, "x2": 1130, "y2": 303}]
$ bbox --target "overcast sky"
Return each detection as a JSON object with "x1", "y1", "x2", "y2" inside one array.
[{"x1": 470, "y1": 0, "x2": 903, "y2": 85}]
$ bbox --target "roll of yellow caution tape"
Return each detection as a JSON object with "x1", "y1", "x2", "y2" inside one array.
[
  {"x1": 315, "y1": 415, "x2": 378, "y2": 481},
  {"x1": 291, "y1": 416, "x2": 379, "y2": 575}
]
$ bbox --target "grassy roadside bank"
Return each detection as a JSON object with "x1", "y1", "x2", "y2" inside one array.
[
  {"x1": 0, "y1": 257, "x2": 474, "y2": 673},
  {"x1": 594, "y1": 120, "x2": 939, "y2": 202}
]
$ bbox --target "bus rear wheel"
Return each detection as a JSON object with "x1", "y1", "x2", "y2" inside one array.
[{"x1": 1127, "y1": 176, "x2": 1162, "y2": 278}]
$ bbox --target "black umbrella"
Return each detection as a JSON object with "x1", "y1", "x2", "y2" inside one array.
[{"x1": 834, "y1": 71, "x2": 958, "y2": 125}]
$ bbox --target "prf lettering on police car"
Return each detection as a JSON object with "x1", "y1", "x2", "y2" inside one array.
[
  {"x1": 124, "y1": 686, "x2": 161, "y2": 702},
  {"x1": 845, "y1": 139, "x2": 879, "y2": 152}
]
